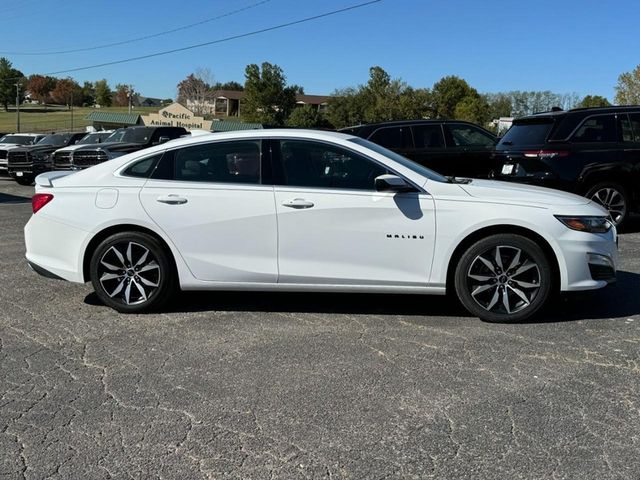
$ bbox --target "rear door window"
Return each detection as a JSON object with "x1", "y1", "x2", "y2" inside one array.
[
  {"x1": 411, "y1": 125, "x2": 445, "y2": 148},
  {"x1": 447, "y1": 124, "x2": 496, "y2": 147},
  {"x1": 619, "y1": 114, "x2": 634, "y2": 142},
  {"x1": 499, "y1": 121, "x2": 554, "y2": 147},
  {"x1": 153, "y1": 140, "x2": 261, "y2": 184},
  {"x1": 571, "y1": 115, "x2": 617, "y2": 142},
  {"x1": 369, "y1": 126, "x2": 413, "y2": 149},
  {"x1": 628, "y1": 113, "x2": 640, "y2": 142}
]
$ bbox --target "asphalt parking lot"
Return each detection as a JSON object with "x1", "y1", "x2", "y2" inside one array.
[{"x1": 0, "y1": 177, "x2": 639, "y2": 479}]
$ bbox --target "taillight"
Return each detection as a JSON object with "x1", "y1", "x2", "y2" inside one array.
[
  {"x1": 523, "y1": 150, "x2": 569, "y2": 160},
  {"x1": 32, "y1": 193, "x2": 53, "y2": 214}
]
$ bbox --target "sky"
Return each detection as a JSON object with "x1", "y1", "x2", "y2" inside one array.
[{"x1": 0, "y1": 0, "x2": 638, "y2": 100}]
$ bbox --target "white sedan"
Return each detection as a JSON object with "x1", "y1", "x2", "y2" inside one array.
[{"x1": 24, "y1": 130, "x2": 617, "y2": 322}]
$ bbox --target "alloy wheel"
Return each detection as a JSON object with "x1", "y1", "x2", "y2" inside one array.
[
  {"x1": 590, "y1": 187, "x2": 626, "y2": 225},
  {"x1": 466, "y1": 245, "x2": 541, "y2": 315},
  {"x1": 97, "y1": 241, "x2": 161, "y2": 306}
]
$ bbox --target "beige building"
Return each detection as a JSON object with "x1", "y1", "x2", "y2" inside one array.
[{"x1": 186, "y1": 91, "x2": 331, "y2": 118}]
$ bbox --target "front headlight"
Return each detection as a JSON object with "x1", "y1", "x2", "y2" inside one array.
[
  {"x1": 555, "y1": 215, "x2": 612, "y2": 233},
  {"x1": 32, "y1": 153, "x2": 51, "y2": 162}
]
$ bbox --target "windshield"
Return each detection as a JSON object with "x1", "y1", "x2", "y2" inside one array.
[
  {"x1": 499, "y1": 120, "x2": 555, "y2": 147},
  {"x1": 77, "y1": 132, "x2": 112, "y2": 145},
  {"x1": 349, "y1": 137, "x2": 448, "y2": 183},
  {"x1": 0, "y1": 135, "x2": 38, "y2": 145},
  {"x1": 105, "y1": 128, "x2": 152, "y2": 144},
  {"x1": 37, "y1": 133, "x2": 75, "y2": 147}
]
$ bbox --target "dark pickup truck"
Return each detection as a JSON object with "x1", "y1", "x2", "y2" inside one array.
[
  {"x1": 8, "y1": 132, "x2": 86, "y2": 185},
  {"x1": 67, "y1": 126, "x2": 188, "y2": 170}
]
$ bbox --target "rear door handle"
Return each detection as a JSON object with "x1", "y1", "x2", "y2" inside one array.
[
  {"x1": 157, "y1": 194, "x2": 188, "y2": 205},
  {"x1": 282, "y1": 198, "x2": 314, "y2": 209}
]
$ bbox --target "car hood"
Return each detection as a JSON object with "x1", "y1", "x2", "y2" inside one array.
[
  {"x1": 458, "y1": 179, "x2": 591, "y2": 207},
  {"x1": 0, "y1": 143, "x2": 25, "y2": 151},
  {"x1": 10, "y1": 144, "x2": 63, "y2": 154},
  {"x1": 73, "y1": 141, "x2": 143, "y2": 152}
]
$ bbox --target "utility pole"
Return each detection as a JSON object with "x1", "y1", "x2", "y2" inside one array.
[
  {"x1": 70, "y1": 90, "x2": 74, "y2": 131},
  {"x1": 127, "y1": 85, "x2": 134, "y2": 114},
  {"x1": 15, "y1": 82, "x2": 20, "y2": 133}
]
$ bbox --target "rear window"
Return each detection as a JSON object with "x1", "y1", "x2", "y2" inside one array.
[{"x1": 499, "y1": 121, "x2": 554, "y2": 147}]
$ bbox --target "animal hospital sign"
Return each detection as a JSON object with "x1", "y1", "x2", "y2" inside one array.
[{"x1": 141, "y1": 102, "x2": 213, "y2": 131}]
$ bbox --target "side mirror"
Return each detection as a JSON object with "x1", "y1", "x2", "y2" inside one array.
[
  {"x1": 374, "y1": 174, "x2": 417, "y2": 193},
  {"x1": 158, "y1": 136, "x2": 170, "y2": 144}
]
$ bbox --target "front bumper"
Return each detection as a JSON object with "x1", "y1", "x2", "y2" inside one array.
[
  {"x1": 557, "y1": 228, "x2": 618, "y2": 291},
  {"x1": 8, "y1": 162, "x2": 52, "y2": 178}
]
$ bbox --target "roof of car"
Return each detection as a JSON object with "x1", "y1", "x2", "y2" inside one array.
[
  {"x1": 522, "y1": 105, "x2": 640, "y2": 121},
  {"x1": 339, "y1": 119, "x2": 478, "y2": 131}
]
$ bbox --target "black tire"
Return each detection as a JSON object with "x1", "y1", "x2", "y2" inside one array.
[
  {"x1": 15, "y1": 176, "x2": 34, "y2": 186},
  {"x1": 454, "y1": 234, "x2": 552, "y2": 323},
  {"x1": 585, "y1": 182, "x2": 629, "y2": 228},
  {"x1": 89, "y1": 231, "x2": 176, "y2": 313}
]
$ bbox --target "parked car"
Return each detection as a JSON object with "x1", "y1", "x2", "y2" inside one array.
[
  {"x1": 493, "y1": 106, "x2": 640, "y2": 227},
  {"x1": 52, "y1": 131, "x2": 114, "y2": 170},
  {"x1": 68, "y1": 126, "x2": 188, "y2": 170},
  {"x1": 0, "y1": 133, "x2": 47, "y2": 175},
  {"x1": 339, "y1": 120, "x2": 499, "y2": 178},
  {"x1": 7, "y1": 132, "x2": 86, "y2": 185},
  {"x1": 25, "y1": 130, "x2": 616, "y2": 323}
]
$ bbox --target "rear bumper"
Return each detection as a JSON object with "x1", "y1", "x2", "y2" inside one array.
[
  {"x1": 24, "y1": 213, "x2": 88, "y2": 283},
  {"x1": 28, "y1": 261, "x2": 66, "y2": 280}
]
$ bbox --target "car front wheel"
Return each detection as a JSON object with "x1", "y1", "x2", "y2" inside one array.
[
  {"x1": 454, "y1": 234, "x2": 552, "y2": 323},
  {"x1": 89, "y1": 232, "x2": 176, "y2": 313}
]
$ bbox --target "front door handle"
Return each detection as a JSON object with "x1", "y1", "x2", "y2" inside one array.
[
  {"x1": 157, "y1": 194, "x2": 188, "y2": 205},
  {"x1": 282, "y1": 198, "x2": 314, "y2": 209}
]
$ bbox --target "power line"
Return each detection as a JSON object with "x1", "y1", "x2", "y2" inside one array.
[
  {"x1": 0, "y1": 0, "x2": 382, "y2": 84},
  {"x1": 0, "y1": 0, "x2": 273, "y2": 56},
  {"x1": 45, "y1": 0, "x2": 382, "y2": 75}
]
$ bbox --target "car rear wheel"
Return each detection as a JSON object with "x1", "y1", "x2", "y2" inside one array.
[
  {"x1": 89, "y1": 232, "x2": 176, "y2": 313},
  {"x1": 586, "y1": 182, "x2": 628, "y2": 228},
  {"x1": 454, "y1": 234, "x2": 552, "y2": 323}
]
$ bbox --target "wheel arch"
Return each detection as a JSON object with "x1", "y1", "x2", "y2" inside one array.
[
  {"x1": 82, "y1": 224, "x2": 178, "y2": 283},
  {"x1": 445, "y1": 224, "x2": 560, "y2": 294}
]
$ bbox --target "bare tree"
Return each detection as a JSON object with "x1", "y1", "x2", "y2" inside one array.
[{"x1": 176, "y1": 67, "x2": 215, "y2": 115}]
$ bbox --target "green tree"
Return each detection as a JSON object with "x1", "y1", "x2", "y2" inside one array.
[
  {"x1": 94, "y1": 79, "x2": 112, "y2": 107},
  {"x1": 0, "y1": 57, "x2": 25, "y2": 111},
  {"x1": 212, "y1": 80, "x2": 244, "y2": 91},
  {"x1": 326, "y1": 66, "x2": 431, "y2": 128},
  {"x1": 326, "y1": 87, "x2": 368, "y2": 128},
  {"x1": 615, "y1": 65, "x2": 640, "y2": 105},
  {"x1": 454, "y1": 95, "x2": 491, "y2": 125},
  {"x1": 242, "y1": 62, "x2": 296, "y2": 125},
  {"x1": 286, "y1": 105, "x2": 322, "y2": 128},
  {"x1": 81, "y1": 81, "x2": 95, "y2": 106},
  {"x1": 576, "y1": 95, "x2": 611, "y2": 108},
  {"x1": 431, "y1": 76, "x2": 480, "y2": 118},
  {"x1": 484, "y1": 93, "x2": 512, "y2": 119}
]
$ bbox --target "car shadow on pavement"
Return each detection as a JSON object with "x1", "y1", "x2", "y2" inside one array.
[
  {"x1": 82, "y1": 270, "x2": 640, "y2": 323},
  {"x1": 0, "y1": 192, "x2": 30, "y2": 204},
  {"x1": 618, "y1": 214, "x2": 640, "y2": 234}
]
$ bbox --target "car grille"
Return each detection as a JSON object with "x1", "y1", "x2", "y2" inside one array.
[
  {"x1": 7, "y1": 151, "x2": 29, "y2": 167},
  {"x1": 53, "y1": 151, "x2": 72, "y2": 170},
  {"x1": 0, "y1": 150, "x2": 7, "y2": 160},
  {"x1": 72, "y1": 150, "x2": 108, "y2": 168},
  {"x1": 588, "y1": 264, "x2": 616, "y2": 282}
]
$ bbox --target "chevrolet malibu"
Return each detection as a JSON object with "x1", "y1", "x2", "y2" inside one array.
[{"x1": 24, "y1": 130, "x2": 617, "y2": 322}]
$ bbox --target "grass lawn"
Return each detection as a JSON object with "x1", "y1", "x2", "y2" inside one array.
[{"x1": 0, "y1": 106, "x2": 161, "y2": 134}]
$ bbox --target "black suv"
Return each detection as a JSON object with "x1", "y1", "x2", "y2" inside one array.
[
  {"x1": 8, "y1": 132, "x2": 86, "y2": 185},
  {"x1": 494, "y1": 106, "x2": 640, "y2": 226},
  {"x1": 68, "y1": 126, "x2": 188, "y2": 170},
  {"x1": 339, "y1": 120, "x2": 498, "y2": 178}
]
